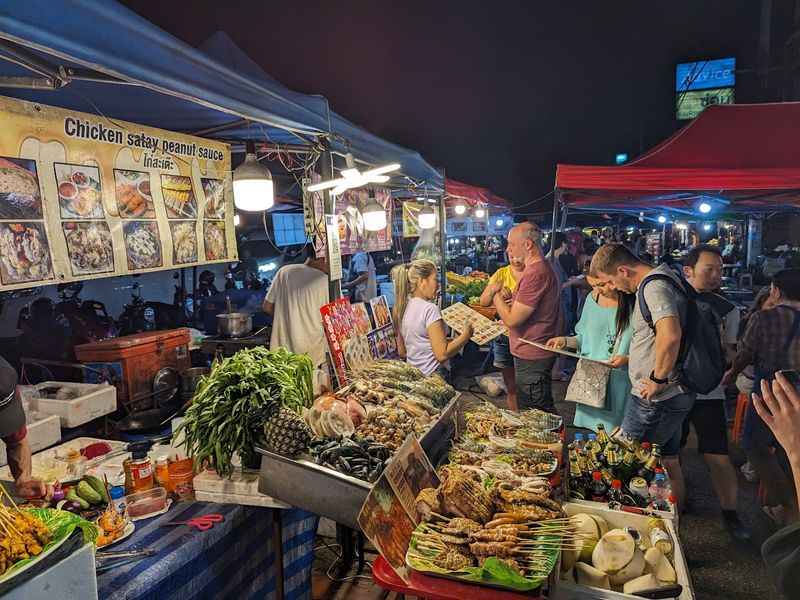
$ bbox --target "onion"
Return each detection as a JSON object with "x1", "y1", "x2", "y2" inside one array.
[{"x1": 52, "y1": 488, "x2": 65, "y2": 502}]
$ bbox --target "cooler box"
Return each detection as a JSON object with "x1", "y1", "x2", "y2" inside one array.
[
  {"x1": 0, "y1": 414, "x2": 61, "y2": 467},
  {"x1": 75, "y1": 328, "x2": 190, "y2": 412},
  {"x1": 30, "y1": 382, "x2": 117, "y2": 428}
]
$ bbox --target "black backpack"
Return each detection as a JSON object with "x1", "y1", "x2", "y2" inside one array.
[{"x1": 637, "y1": 273, "x2": 726, "y2": 395}]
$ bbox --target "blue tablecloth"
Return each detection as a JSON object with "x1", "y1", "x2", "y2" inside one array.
[{"x1": 97, "y1": 502, "x2": 318, "y2": 600}]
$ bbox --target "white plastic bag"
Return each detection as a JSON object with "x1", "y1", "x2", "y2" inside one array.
[{"x1": 475, "y1": 372, "x2": 507, "y2": 397}]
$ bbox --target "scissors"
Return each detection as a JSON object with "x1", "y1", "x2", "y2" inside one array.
[{"x1": 163, "y1": 513, "x2": 224, "y2": 531}]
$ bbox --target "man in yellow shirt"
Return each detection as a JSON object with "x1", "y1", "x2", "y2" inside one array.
[{"x1": 481, "y1": 250, "x2": 527, "y2": 410}]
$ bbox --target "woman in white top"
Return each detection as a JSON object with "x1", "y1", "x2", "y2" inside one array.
[{"x1": 391, "y1": 259, "x2": 472, "y2": 381}]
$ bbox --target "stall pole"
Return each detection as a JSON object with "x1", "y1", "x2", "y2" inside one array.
[
  {"x1": 272, "y1": 509, "x2": 284, "y2": 600},
  {"x1": 438, "y1": 171, "x2": 448, "y2": 298},
  {"x1": 319, "y1": 147, "x2": 341, "y2": 301},
  {"x1": 549, "y1": 188, "x2": 561, "y2": 255},
  {"x1": 191, "y1": 266, "x2": 198, "y2": 325}
]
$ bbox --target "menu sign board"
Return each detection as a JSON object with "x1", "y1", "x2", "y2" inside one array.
[{"x1": 0, "y1": 95, "x2": 236, "y2": 291}]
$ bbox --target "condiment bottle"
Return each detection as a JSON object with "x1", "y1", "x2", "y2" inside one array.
[
  {"x1": 124, "y1": 448, "x2": 154, "y2": 494},
  {"x1": 110, "y1": 486, "x2": 126, "y2": 515},
  {"x1": 628, "y1": 476, "x2": 650, "y2": 506},
  {"x1": 589, "y1": 471, "x2": 608, "y2": 502},
  {"x1": 155, "y1": 456, "x2": 171, "y2": 491}
]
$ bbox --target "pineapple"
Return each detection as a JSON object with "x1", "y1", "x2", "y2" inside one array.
[{"x1": 263, "y1": 407, "x2": 312, "y2": 457}]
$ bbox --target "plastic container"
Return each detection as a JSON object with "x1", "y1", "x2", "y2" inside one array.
[
  {"x1": 125, "y1": 487, "x2": 168, "y2": 520},
  {"x1": 155, "y1": 456, "x2": 171, "y2": 492},
  {"x1": 168, "y1": 458, "x2": 195, "y2": 502},
  {"x1": 75, "y1": 328, "x2": 190, "y2": 412},
  {"x1": 30, "y1": 382, "x2": 116, "y2": 428}
]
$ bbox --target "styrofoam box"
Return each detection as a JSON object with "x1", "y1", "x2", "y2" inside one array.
[
  {"x1": 553, "y1": 502, "x2": 694, "y2": 600},
  {"x1": 193, "y1": 468, "x2": 290, "y2": 509},
  {"x1": 32, "y1": 381, "x2": 117, "y2": 428},
  {"x1": 0, "y1": 414, "x2": 61, "y2": 467},
  {"x1": 567, "y1": 497, "x2": 677, "y2": 523}
]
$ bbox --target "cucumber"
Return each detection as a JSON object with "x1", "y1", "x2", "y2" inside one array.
[
  {"x1": 83, "y1": 475, "x2": 110, "y2": 503},
  {"x1": 66, "y1": 488, "x2": 90, "y2": 510},
  {"x1": 77, "y1": 480, "x2": 103, "y2": 505}
]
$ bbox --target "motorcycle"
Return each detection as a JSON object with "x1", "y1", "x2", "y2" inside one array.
[
  {"x1": 17, "y1": 283, "x2": 117, "y2": 381},
  {"x1": 117, "y1": 276, "x2": 188, "y2": 336}
]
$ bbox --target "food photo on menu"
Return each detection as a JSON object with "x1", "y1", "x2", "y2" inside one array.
[
  {"x1": 122, "y1": 220, "x2": 162, "y2": 270},
  {"x1": 114, "y1": 169, "x2": 155, "y2": 218},
  {"x1": 161, "y1": 174, "x2": 197, "y2": 219},
  {"x1": 203, "y1": 220, "x2": 227, "y2": 261},
  {"x1": 54, "y1": 162, "x2": 105, "y2": 219},
  {"x1": 0, "y1": 156, "x2": 43, "y2": 220},
  {"x1": 351, "y1": 302, "x2": 373, "y2": 335},
  {"x1": 0, "y1": 222, "x2": 54, "y2": 285},
  {"x1": 369, "y1": 295, "x2": 392, "y2": 328},
  {"x1": 201, "y1": 178, "x2": 225, "y2": 219},
  {"x1": 170, "y1": 221, "x2": 198, "y2": 264},
  {"x1": 62, "y1": 221, "x2": 115, "y2": 276}
]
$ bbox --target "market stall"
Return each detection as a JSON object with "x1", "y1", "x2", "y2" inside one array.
[{"x1": 554, "y1": 102, "x2": 800, "y2": 270}]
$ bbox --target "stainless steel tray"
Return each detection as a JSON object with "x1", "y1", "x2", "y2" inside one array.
[{"x1": 256, "y1": 393, "x2": 461, "y2": 529}]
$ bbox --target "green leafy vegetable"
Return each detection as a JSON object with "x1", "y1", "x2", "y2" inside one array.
[{"x1": 177, "y1": 347, "x2": 314, "y2": 477}]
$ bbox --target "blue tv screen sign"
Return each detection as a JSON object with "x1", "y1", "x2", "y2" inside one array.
[{"x1": 676, "y1": 58, "x2": 736, "y2": 92}]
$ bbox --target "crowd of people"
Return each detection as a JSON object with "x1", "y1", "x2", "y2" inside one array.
[{"x1": 387, "y1": 223, "x2": 800, "y2": 597}]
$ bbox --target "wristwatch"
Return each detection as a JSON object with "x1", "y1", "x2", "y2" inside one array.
[{"x1": 649, "y1": 370, "x2": 669, "y2": 385}]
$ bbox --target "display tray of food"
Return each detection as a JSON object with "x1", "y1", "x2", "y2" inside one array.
[
  {"x1": 0, "y1": 438, "x2": 127, "y2": 484},
  {"x1": 555, "y1": 503, "x2": 693, "y2": 600},
  {"x1": 252, "y1": 360, "x2": 458, "y2": 528},
  {"x1": 400, "y1": 401, "x2": 567, "y2": 593},
  {"x1": 0, "y1": 481, "x2": 98, "y2": 587}
]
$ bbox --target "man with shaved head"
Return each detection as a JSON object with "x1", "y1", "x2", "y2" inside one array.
[{"x1": 490, "y1": 222, "x2": 562, "y2": 413}]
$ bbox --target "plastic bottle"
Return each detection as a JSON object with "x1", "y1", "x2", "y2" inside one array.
[
  {"x1": 609, "y1": 479, "x2": 624, "y2": 504},
  {"x1": 573, "y1": 432, "x2": 585, "y2": 451},
  {"x1": 648, "y1": 473, "x2": 669, "y2": 507},
  {"x1": 589, "y1": 471, "x2": 608, "y2": 502},
  {"x1": 648, "y1": 517, "x2": 674, "y2": 556},
  {"x1": 110, "y1": 486, "x2": 126, "y2": 515}
]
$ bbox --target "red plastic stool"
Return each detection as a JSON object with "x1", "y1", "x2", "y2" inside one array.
[
  {"x1": 732, "y1": 392, "x2": 749, "y2": 443},
  {"x1": 372, "y1": 556, "x2": 543, "y2": 600}
]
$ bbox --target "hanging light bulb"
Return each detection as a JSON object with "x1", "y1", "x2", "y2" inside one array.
[
  {"x1": 703, "y1": 223, "x2": 712, "y2": 231},
  {"x1": 657, "y1": 215, "x2": 667, "y2": 224},
  {"x1": 698, "y1": 202, "x2": 712, "y2": 214},
  {"x1": 363, "y1": 191, "x2": 386, "y2": 232},
  {"x1": 495, "y1": 218, "x2": 504, "y2": 227},
  {"x1": 418, "y1": 204, "x2": 436, "y2": 230},
  {"x1": 233, "y1": 142, "x2": 274, "y2": 212},
  {"x1": 474, "y1": 207, "x2": 486, "y2": 218},
  {"x1": 454, "y1": 204, "x2": 466, "y2": 215}
]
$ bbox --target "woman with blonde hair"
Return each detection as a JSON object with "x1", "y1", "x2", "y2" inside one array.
[{"x1": 391, "y1": 259, "x2": 472, "y2": 381}]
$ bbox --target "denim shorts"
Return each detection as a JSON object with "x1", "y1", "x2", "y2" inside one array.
[
  {"x1": 493, "y1": 335, "x2": 513, "y2": 369},
  {"x1": 621, "y1": 392, "x2": 695, "y2": 456}
]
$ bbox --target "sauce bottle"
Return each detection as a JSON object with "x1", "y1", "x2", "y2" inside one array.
[{"x1": 124, "y1": 447, "x2": 154, "y2": 494}]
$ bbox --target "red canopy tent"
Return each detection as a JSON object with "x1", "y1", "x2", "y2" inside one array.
[
  {"x1": 555, "y1": 102, "x2": 800, "y2": 215},
  {"x1": 445, "y1": 178, "x2": 512, "y2": 210}
]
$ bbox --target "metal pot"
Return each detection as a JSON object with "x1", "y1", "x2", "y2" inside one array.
[
  {"x1": 216, "y1": 312, "x2": 252, "y2": 338},
  {"x1": 181, "y1": 367, "x2": 210, "y2": 401}
]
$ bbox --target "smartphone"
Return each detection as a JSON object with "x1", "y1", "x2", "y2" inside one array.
[{"x1": 780, "y1": 369, "x2": 800, "y2": 388}]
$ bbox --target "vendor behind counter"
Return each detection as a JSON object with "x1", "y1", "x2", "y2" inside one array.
[{"x1": 0, "y1": 356, "x2": 48, "y2": 500}]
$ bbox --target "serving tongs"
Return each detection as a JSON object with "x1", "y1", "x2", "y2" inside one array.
[{"x1": 95, "y1": 548, "x2": 157, "y2": 573}]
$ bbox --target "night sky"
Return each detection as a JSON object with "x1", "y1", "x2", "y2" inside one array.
[{"x1": 121, "y1": 0, "x2": 773, "y2": 214}]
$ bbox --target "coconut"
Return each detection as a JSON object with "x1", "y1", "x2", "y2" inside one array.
[
  {"x1": 592, "y1": 529, "x2": 636, "y2": 573},
  {"x1": 608, "y1": 548, "x2": 645, "y2": 586},
  {"x1": 574, "y1": 562, "x2": 611, "y2": 590},
  {"x1": 623, "y1": 573, "x2": 661, "y2": 595},
  {"x1": 645, "y1": 547, "x2": 677, "y2": 584}
]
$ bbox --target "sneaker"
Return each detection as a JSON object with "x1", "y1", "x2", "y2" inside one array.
[
  {"x1": 740, "y1": 461, "x2": 758, "y2": 483},
  {"x1": 722, "y1": 511, "x2": 752, "y2": 542},
  {"x1": 763, "y1": 504, "x2": 788, "y2": 527}
]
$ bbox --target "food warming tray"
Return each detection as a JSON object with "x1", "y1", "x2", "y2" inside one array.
[{"x1": 257, "y1": 393, "x2": 461, "y2": 529}]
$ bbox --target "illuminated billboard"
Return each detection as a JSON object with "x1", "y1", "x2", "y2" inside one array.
[
  {"x1": 676, "y1": 87, "x2": 735, "y2": 120},
  {"x1": 676, "y1": 58, "x2": 736, "y2": 92}
]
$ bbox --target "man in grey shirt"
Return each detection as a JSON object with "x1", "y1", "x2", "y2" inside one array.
[{"x1": 591, "y1": 244, "x2": 695, "y2": 508}]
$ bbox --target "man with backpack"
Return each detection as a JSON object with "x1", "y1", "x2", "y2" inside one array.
[
  {"x1": 591, "y1": 243, "x2": 725, "y2": 509},
  {"x1": 681, "y1": 245, "x2": 750, "y2": 540}
]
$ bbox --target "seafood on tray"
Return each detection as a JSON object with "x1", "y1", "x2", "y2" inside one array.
[
  {"x1": 63, "y1": 221, "x2": 114, "y2": 274},
  {"x1": 0, "y1": 222, "x2": 53, "y2": 284},
  {"x1": 123, "y1": 221, "x2": 161, "y2": 270}
]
